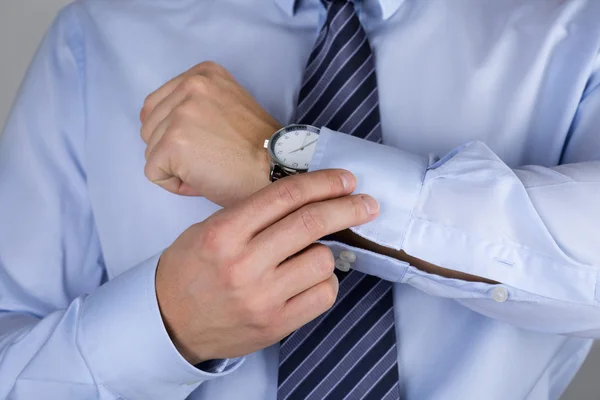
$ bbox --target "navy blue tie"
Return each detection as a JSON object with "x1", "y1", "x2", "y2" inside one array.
[{"x1": 277, "y1": 1, "x2": 400, "y2": 399}]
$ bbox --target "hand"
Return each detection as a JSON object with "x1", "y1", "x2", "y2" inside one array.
[
  {"x1": 155, "y1": 169, "x2": 380, "y2": 364},
  {"x1": 140, "y1": 61, "x2": 281, "y2": 207}
]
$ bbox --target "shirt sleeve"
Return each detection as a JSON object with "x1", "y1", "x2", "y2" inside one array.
[
  {"x1": 310, "y1": 70, "x2": 600, "y2": 338},
  {"x1": 0, "y1": 6, "x2": 240, "y2": 399}
]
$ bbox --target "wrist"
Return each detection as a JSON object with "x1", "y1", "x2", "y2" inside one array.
[
  {"x1": 256, "y1": 144, "x2": 272, "y2": 188},
  {"x1": 155, "y1": 255, "x2": 203, "y2": 365}
]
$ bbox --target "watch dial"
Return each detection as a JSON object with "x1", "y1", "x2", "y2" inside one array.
[{"x1": 271, "y1": 126, "x2": 319, "y2": 170}]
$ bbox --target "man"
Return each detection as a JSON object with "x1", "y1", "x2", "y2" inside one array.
[{"x1": 0, "y1": 0, "x2": 599, "y2": 399}]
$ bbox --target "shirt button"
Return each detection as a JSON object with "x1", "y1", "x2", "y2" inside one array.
[
  {"x1": 335, "y1": 258, "x2": 351, "y2": 272},
  {"x1": 492, "y1": 287, "x2": 509, "y2": 303},
  {"x1": 339, "y1": 250, "x2": 357, "y2": 264}
]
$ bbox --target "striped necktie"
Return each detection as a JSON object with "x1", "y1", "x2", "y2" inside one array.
[{"x1": 277, "y1": 1, "x2": 400, "y2": 399}]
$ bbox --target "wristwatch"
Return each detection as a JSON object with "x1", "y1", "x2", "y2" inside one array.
[{"x1": 264, "y1": 124, "x2": 320, "y2": 181}]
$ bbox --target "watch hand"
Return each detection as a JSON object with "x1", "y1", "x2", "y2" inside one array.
[
  {"x1": 301, "y1": 139, "x2": 319, "y2": 148},
  {"x1": 300, "y1": 133, "x2": 309, "y2": 148},
  {"x1": 288, "y1": 135, "x2": 309, "y2": 154},
  {"x1": 288, "y1": 139, "x2": 319, "y2": 154}
]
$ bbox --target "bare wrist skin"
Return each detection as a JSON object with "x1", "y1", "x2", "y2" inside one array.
[
  {"x1": 155, "y1": 255, "x2": 204, "y2": 365},
  {"x1": 253, "y1": 135, "x2": 275, "y2": 194}
]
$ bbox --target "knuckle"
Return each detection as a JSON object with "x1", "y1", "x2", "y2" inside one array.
[
  {"x1": 347, "y1": 196, "x2": 366, "y2": 219},
  {"x1": 143, "y1": 158, "x2": 157, "y2": 182},
  {"x1": 195, "y1": 61, "x2": 231, "y2": 79},
  {"x1": 326, "y1": 170, "x2": 346, "y2": 194},
  {"x1": 140, "y1": 124, "x2": 151, "y2": 142},
  {"x1": 200, "y1": 61, "x2": 224, "y2": 74},
  {"x1": 299, "y1": 207, "x2": 325, "y2": 237},
  {"x1": 142, "y1": 95, "x2": 155, "y2": 114},
  {"x1": 172, "y1": 99, "x2": 196, "y2": 120},
  {"x1": 164, "y1": 125, "x2": 188, "y2": 149},
  {"x1": 198, "y1": 219, "x2": 229, "y2": 255},
  {"x1": 195, "y1": 60, "x2": 218, "y2": 71},
  {"x1": 276, "y1": 180, "x2": 304, "y2": 205},
  {"x1": 182, "y1": 75, "x2": 210, "y2": 94},
  {"x1": 319, "y1": 280, "x2": 338, "y2": 310},
  {"x1": 311, "y1": 245, "x2": 335, "y2": 277},
  {"x1": 143, "y1": 145, "x2": 166, "y2": 183}
]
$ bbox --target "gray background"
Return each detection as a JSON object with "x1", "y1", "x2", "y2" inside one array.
[{"x1": 0, "y1": 1, "x2": 598, "y2": 399}]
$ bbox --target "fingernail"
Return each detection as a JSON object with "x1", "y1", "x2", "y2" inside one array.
[
  {"x1": 340, "y1": 172, "x2": 355, "y2": 191},
  {"x1": 361, "y1": 195, "x2": 379, "y2": 215}
]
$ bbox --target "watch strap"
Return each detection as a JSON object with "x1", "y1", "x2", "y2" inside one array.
[{"x1": 270, "y1": 164, "x2": 288, "y2": 182}]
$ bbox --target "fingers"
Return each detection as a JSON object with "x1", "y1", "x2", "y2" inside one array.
[
  {"x1": 254, "y1": 193, "x2": 379, "y2": 265},
  {"x1": 221, "y1": 169, "x2": 357, "y2": 239},
  {"x1": 140, "y1": 80, "x2": 189, "y2": 146},
  {"x1": 275, "y1": 244, "x2": 335, "y2": 300},
  {"x1": 144, "y1": 116, "x2": 170, "y2": 161},
  {"x1": 279, "y1": 274, "x2": 339, "y2": 335},
  {"x1": 141, "y1": 61, "x2": 232, "y2": 124},
  {"x1": 143, "y1": 135, "x2": 185, "y2": 194},
  {"x1": 141, "y1": 74, "x2": 190, "y2": 124}
]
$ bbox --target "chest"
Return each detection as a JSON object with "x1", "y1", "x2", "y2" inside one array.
[{"x1": 81, "y1": 0, "x2": 600, "y2": 275}]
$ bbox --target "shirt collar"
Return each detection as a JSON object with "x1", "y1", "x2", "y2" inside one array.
[{"x1": 275, "y1": 0, "x2": 405, "y2": 20}]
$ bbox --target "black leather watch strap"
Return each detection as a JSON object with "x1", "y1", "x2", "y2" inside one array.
[{"x1": 270, "y1": 164, "x2": 288, "y2": 182}]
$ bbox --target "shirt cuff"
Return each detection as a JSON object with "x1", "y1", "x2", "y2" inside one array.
[
  {"x1": 77, "y1": 253, "x2": 243, "y2": 399},
  {"x1": 310, "y1": 130, "x2": 514, "y2": 299},
  {"x1": 311, "y1": 127, "x2": 428, "y2": 249}
]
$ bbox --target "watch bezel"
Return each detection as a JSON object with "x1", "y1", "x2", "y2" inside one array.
[{"x1": 267, "y1": 124, "x2": 320, "y2": 173}]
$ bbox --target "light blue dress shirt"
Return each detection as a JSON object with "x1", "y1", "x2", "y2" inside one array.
[{"x1": 1, "y1": 0, "x2": 600, "y2": 398}]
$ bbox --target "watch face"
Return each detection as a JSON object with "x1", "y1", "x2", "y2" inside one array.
[{"x1": 269, "y1": 125, "x2": 320, "y2": 171}]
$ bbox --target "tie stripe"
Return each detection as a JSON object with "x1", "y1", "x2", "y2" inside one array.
[
  {"x1": 279, "y1": 274, "x2": 380, "y2": 381},
  {"x1": 309, "y1": 51, "x2": 373, "y2": 126},
  {"x1": 322, "y1": 69, "x2": 377, "y2": 132},
  {"x1": 279, "y1": 270, "x2": 363, "y2": 359},
  {"x1": 320, "y1": 327, "x2": 398, "y2": 400},
  {"x1": 353, "y1": 101, "x2": 381, "y2": 139},
  {"x1": 298, "y1": 36, "x2": 371, "y2": 124},
  {"x1": 297, "y1": 26, "x2": 366, "y2": 116},
  {"x1": 338, "y1": 86, "x2": 378, "y2": 132},
  {"x1": 303, "y1": 2, "x2": 356, "y2": 80},
  {"x1": 299, "y1": 8, "x2": 361, "y2": 100},
  {"x1": 296, "y1": 2, "x2": 383, "y2": 142},
  {"x1": 278, "y1": 1, "x2": 398, "y2": 398},
  {"x1": 280, "y1": 288, "x2": 395, "y2": 399},
  {"x1": 305, "y1": 315, "x2": 397, "y2": 400},
  {"x1": 337, "y1": 346, "x2": 398, "y2": 400}
]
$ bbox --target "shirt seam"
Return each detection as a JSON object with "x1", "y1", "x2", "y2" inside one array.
[{"x1": 65, "y1": 5, "x2": 113, "y2": 395}]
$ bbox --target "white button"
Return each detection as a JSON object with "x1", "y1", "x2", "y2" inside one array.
[
  {"x1": 492, "y1": 287, "x2": 509, "y2": 303},
  {"x1": 335, "y1": 258, "x2": 351, "y2": 272},
  {"x1": 339, "y1": 250, "x2": 357, "y2": 264}
]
